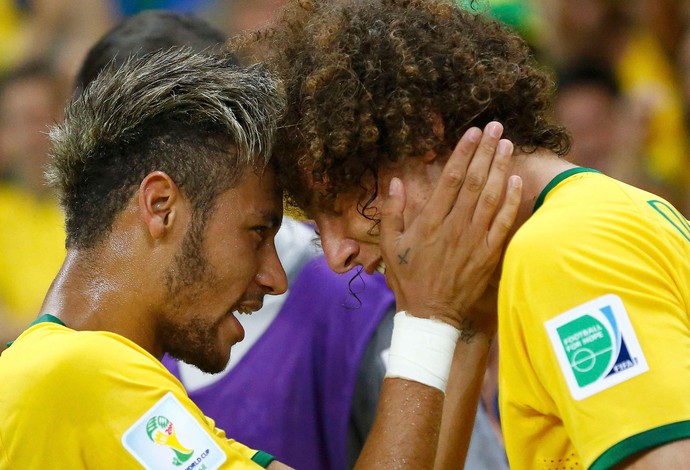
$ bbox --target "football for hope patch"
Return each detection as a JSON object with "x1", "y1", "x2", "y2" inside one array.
[
  {"x1": 122, "y1": 392, "x2": 226, "y2": 470},
  {"x1": 545, "y1": 294, "x2": 648, "y2": 400}
]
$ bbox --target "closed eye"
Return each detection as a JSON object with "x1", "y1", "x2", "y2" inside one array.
[{"x1": 251, "y1": 226, "x2": 272, "y2": 243}]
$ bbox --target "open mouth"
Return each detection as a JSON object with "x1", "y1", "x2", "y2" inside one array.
[
  {"x1": 230, "y1": 301, "x2": 262, "y2": 316},
  {"x1": 375, "y1": 260, "x2": 386, "y2": 275}
]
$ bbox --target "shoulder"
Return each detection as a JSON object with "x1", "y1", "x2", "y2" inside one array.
[
  {"x1": 509, "y1": 175, "x2": 668, "y2": 262},
  {"x1": 6, "y1": 324, "x2": 180, "y2": 402}
]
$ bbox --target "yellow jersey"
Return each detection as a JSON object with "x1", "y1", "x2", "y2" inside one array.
[
  {"x1": 499, "y1": 168, "x2": 690, "y2": 469},
  {"x1": 0, "y1": 317, "x2": 275, "y2": 469}
]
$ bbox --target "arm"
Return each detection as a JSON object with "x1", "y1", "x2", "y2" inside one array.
[
  {"x1": 434, "y1": 331, "x2": 492, "y2": 470},
  {"x1": 616, "y1": 439, "x2": 690, "y2": 468},
  {"x1": 435, "y1": 284, "x2": 501, "y2": 470},
  {"x1": 356, "y1": 379, "x2": 444, "y2": 468},
  {"x1": 356, "y1": 122, "x2": 521, "y2": 469}
]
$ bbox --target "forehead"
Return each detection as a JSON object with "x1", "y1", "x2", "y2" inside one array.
[
  {"x1": 302, "y1": 159, "x2": 412, "y2": 219},
  {"x1": 215, "y1": 168, "x2": 283, "y2": 220},
  {"x1": 304, "y1": 185, "x2": 362, "y2": 220}
]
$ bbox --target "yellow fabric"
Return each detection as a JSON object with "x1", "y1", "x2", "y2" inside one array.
[
  {"x1": 0, "y1": 0, "x2": 23, "y2": 70},
  {"x1": 616, "y1": 29, "x2": 689, "y2": 188},
  {"x1": 0, "y1": 322, "x2": 265, "y2": 469},
  {"x1": 499, "y1": 171, "x2": 690, "y2": 469},
  {"x1": 0, "y1": 184, "x2": 65, "y2": 324}
]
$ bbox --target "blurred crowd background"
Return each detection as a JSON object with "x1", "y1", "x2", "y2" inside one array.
[{"x1": 1, "y1": 0, "x2": 690, "y2": 345}]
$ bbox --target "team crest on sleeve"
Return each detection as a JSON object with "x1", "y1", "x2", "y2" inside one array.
[
  {"x1": 122, "y1": 392, "x2": 226, "y2": 470},
  {"x1": 545, "y1": 294, "x2": 648, "y2": 400}
]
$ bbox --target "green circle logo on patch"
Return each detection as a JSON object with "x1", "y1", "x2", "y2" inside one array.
[
  {"x1": 556, "y1": 314, "x2": 613, "y2": 387},
  {"x1": 545, "y1": 295, "x2": 649, "y2": 401}
]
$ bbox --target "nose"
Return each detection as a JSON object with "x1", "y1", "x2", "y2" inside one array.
[
  {"x1": 256, "y1": 243, "x2": 288, "y2": 295},
  {"x1": 318, "y1": 220, "x2": 360, "y2": 274}
]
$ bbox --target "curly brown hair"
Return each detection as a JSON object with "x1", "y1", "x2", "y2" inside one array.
[{"x1": 236, "y1": 0, "x2": 570, "y2": 212}]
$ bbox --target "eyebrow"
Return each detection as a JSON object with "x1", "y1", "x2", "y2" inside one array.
[{"x1": 258, "y1": 210, "x2": 282, "y2": 229}]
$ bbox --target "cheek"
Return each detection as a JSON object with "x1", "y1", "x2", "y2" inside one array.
[{"x1": 204, "y1": 244, "x2": 259, "y2": 296}]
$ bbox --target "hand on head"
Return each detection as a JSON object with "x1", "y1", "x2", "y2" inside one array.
[{"x1": 379, "y1": 121, "x2": 522, "y2": 333}]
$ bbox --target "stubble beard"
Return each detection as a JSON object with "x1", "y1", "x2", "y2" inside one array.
[{"x1": 158, "y1": 214, "x2": 230, "y2": 374}]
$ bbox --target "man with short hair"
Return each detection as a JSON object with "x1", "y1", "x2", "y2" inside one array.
[
  {"x1": 0, "y1": 48, "x2": 291, "y2": 469},
  {"x1": 242, "y1": 0, "x2": 690, "y2": 468}
]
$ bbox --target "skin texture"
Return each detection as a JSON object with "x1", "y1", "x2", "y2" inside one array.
[
  {"x1": 314, "y1": 122, "x2": 518, "y2": 332},
  {"x1": 153, "y1": 170, "x2": 287, "y2": 373},
  {"x1": 434, "y1": 329, "x2": 493, "y2": 469},
  {"x1": 617, "y1": 440, "x2": 690, "y2": 468}
]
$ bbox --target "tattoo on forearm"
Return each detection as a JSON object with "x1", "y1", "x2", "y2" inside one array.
[
  {"x1": 397, "y1": 247, "x2": 411, "y2": 265},
  {"x1": 460, "y1": 317, "x2": 476, "y2": 343}
]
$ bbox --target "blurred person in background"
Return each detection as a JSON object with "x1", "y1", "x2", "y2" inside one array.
[
  {"x1": 203, "y1": 0, "x2": 288, "y2": 34},
  {"x1": 538, "y1": 0, "x2": 689, "y2": 211},
  {"x1": 673, "y1": 19, "x2": 690, "y2": 215},
  {"x1": 5, "y1": 0, "x2": 113, "y2": 81},
  {"x1": 0, "y1": 59, "x2": 67, "y2": 350},
  {"x1": 553, "y1": 61, "x2": 677, "y2": 203}
]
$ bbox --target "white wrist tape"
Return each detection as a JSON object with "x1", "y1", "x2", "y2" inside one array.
[{"x1": 385, "y1": 311, "x2": 461, "y2": 394}]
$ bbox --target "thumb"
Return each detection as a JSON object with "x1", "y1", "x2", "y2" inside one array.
[{"x1": 380, "y1": 177, "x2": 406, "y2": 246}]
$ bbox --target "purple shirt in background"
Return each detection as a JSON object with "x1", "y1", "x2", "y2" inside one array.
[{"x1": 164, "y1": 256, "x2": 394, "y2": 470}]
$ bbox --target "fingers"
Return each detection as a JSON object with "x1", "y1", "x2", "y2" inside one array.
[
  {"x1": 380, "y1": 177, "x2": 406, "y2": 249},
  {"x1": 466, "y1": 137, "x2": 513, "y2": 227},
  {"x1": 454, "y1": 122, "x2": 504, "y2": 221},
  {"x1": 487, "y1": 174, "x2": 522, "y2": 250},
  {"x1": 420, "y1": 126, "x2": 482, "y2": 225}
]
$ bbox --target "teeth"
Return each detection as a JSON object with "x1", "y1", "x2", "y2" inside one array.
[
  {"x1": 375, "y1": 261, "x2": 386, "y2": 275},
  {"x1": 235, "y1": 308, "x2": 253, "y2": 315}
]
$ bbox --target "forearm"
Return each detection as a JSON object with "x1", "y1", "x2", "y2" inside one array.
[
  {"x1": 355, "y1": 378, "x2": 444, "y2": 470},
  {"x1": 434, "y1": 333, "x2": 492, "y2": 470}
]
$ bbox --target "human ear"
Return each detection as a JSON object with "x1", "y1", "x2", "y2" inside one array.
[{"x1": 138, "y1": 171, "x2": 179, "y2": 240}]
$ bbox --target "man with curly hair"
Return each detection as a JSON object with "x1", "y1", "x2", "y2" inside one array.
[{"x1": 238, "y1": 0, "x2": 690, "y2": 468}]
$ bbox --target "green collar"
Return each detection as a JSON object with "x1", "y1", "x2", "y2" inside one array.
[
  {"x1": 5, "y1": 314, "x2": 66, "y2": 348},
  {"x1": 533, "y1": 168, "x2": 601, "y2": 213}
]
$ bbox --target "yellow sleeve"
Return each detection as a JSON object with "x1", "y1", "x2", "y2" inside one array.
[{"x1": 500, "y1": 212, "x2": 690, "y2": 469}]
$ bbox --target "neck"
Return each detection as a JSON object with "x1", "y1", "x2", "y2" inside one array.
[
  {"x1": 508, "y1": 149, "x2": 577, "y2": 233},
  {"x1": 486, "y1": 150, "x2": 576, "y2": 293},
  {"x1": 41, "y1": 246, "x2": 161, "y2": 357}
]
